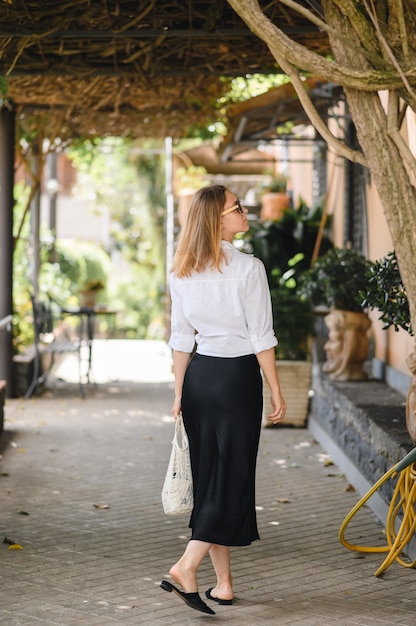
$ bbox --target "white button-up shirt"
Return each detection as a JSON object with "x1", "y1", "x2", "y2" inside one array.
[{"x1": 168, "y1": 241, "x2": 278, "y2": 358}]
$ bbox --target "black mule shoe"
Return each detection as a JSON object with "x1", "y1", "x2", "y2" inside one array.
[
  {"x1": 205, "y1": 587, "x2": 233, "y2": 605},
  {"x1": 160, "y1": 580, "x2": 215, "y2": 615}
]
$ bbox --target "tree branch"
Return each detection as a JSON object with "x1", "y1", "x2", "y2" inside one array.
[
  {"x1": 393, "y1": 0, "x2": 410, "y2": 58},
  {"x1": 364, "y1": 0, "x2": 416, "y2": 105},
  {"x1": 227, "y1": 0, "x2": 416, "y2": 92},
  {"x1": 276, "y1": 60, "x2": 367, "y2": 166},
  {"x1": 387, "y1": 91, "x2": 416, "y2": 176},
  {"x1": 278, "y1": 0, "x2": 385, "y2": 67}
]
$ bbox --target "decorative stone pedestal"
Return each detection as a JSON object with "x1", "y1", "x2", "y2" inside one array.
[{"x1": 323, "y1": 309, "x2": 371, "y2": 381}]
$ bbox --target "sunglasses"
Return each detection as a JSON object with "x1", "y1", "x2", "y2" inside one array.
[{"x1": 221, "y1": 199, "x2": 244, "y2": 216}]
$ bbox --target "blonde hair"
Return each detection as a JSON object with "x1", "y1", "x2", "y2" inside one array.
[{"x1": 172, "y1": 184, "x2": 227, "y2": 277}]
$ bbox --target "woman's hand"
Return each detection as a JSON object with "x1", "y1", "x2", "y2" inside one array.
[
  {"x1": 172, "y1": 396, "x2": 182, "y2": 420},
  {"x1": 171, "y1": 350, "x2": 191, "y2": 420},
  {"x1": 267, "y1": 391, "x2": 287, "y2": 425}
]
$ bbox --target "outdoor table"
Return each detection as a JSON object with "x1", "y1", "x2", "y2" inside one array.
[{"x1": 60, "y1": 306, "x2": 118, "y2": 381}]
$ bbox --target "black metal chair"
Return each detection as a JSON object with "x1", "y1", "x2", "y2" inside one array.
[{"x1": 25, "y1": 294, "x2": 85, "y2": 399}]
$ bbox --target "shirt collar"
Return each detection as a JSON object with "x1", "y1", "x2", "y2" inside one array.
[{"x1": 221, "y1": 240, "x2": 236, "y2": 251}]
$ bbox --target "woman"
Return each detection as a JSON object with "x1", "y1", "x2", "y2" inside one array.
[{"x1": 161, "y1": 184, "x2": 286, "y2": 615}]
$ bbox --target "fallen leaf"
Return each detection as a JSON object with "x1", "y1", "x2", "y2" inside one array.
[
  {"x1": 93, "y1": 503, "x2": 110, "y2": 509},
  {"x1": 18, "y1": 510, "x2": 29, "y2": 516},
  {"x1": 3, "y1": 537, "x2": 17, "y2": 545},
  {"x1": 324, "y1": 459, "x2": 334, "y2": 467},
  {"x1": 344, "y1": 484, "x2": 356, "y2": 492},
  {"x1": 8, "y1": 544, "x2": 23, "y2": 550},
  {"x1": 276, "y1": 498, "x2": 291, "y2": 503}
]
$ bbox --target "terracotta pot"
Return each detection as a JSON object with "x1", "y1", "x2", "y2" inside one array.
[
  {"x1": 80, "y1": 290, "x2": 98, "y2": 308},
  {"x1": 260, "y1": 192, "x2": 290, "y2": 221}
]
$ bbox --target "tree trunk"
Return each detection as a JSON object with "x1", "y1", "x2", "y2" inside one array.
[
  {"x1": 322, "y1": 0, "x2": 416, "y2": 438},
  {"x1": 227, "y1": 0, "x2": 416, "y2": 438},
  {"x1": 322, "y1": 1, "x2": 416, "y2": 328}
]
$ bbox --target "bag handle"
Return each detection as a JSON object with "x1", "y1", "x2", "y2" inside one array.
[{"x1": 173, "y1": 414, "x2": 189, "y2": 451}]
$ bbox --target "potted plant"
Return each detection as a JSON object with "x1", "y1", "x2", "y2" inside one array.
[
  {"x1": 298, "y1": 247, "x2": 372, "y2": 381},
  {"x1": 359, "y1": 251, "x2": 412, "y2": 334},
  {"x1": 237, "y1": 200, "x2": 333, "y2": 426},
  {"x1": 359, "y1": 250, "x2": 416, "y2": 441},
  {"x1": 260, "y1": 172, "x2": 290, "y2": 222},
  {"x1": 80, "y1": 278, "x2": 105, "y2": 308},
  {"x1": 239, "y1": 198, "x2": 333, "y2": 283}
]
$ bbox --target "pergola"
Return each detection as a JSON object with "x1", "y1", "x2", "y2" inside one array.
[
  {"x1": 0, "y1": 1, "x2": 330, "y2": 137},
  {"x1": 0, "y1": 1, "x2": 332, "y2": 390}
]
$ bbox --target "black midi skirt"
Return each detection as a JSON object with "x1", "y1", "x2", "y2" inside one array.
[{"x1": 181, "y1": 353, "x2": 262, "y2": 547}]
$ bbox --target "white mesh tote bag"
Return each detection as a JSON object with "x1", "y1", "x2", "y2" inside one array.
[{"x1": 161, "y1": 414, "x2": 194, "y2": 515}]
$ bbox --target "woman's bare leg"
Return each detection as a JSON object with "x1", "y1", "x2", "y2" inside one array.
[
  {"x1": 208, "y1": 544, "x2": 233, "y2": 600},
  {"x1": 169, "y1": 539, "x2": 212, "y2": 593}
]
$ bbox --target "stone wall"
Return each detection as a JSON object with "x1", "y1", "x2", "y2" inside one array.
[{"x1": 309, "y1": 363, "x2": 413, "y2": 505}]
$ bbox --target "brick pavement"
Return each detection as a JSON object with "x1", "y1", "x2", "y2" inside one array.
[{"x1": 1, "y1": 340, "x2": 416, "y2": 625}]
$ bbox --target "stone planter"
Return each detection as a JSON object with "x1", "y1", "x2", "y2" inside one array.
[
  {"x1": 263, "y1": 360, "x2": 312, "y2": 427},
  {"x1": 323, "y1": 309, "x2": 371, "y2": 381}
]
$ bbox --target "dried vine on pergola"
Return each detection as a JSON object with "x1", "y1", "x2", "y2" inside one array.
[{"x1": 0, "y1": 0, "x2": 330, "y2": 139}]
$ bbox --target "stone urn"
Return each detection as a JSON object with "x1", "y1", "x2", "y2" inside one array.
[
  {"x1": 405, "y1": 351, "x2": 416, "y2": 442},
  {"x1": 323, "y1": 309, "x2": 372, "y2": 381}
]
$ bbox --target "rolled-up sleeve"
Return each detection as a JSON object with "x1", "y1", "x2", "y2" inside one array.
[
  {"x1": 245, "y1": 259, "x2": 278, "y2": 354},
  {"x1": 168, "y1": 274, "x2": 196, "y2": 353}
]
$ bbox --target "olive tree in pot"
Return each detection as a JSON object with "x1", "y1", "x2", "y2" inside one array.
[
  {"x1": 298, "y1": 247, "x2": 372, "y2": 381},
  {"x1": 360, "y1": 251, "x2": 416, "y2": 442}
]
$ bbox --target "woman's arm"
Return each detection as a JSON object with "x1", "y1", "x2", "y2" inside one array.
[
  {"x1": 256, "y1": 347, "x2": 287, "y2": 424},
  {"x1": 171, "y1": 350, "x2": 192, "y2": 419}
]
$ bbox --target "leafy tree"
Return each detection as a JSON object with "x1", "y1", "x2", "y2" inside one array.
[
  {"x1": 227, "y1": 0, "x2": 416, "y2": 358},
  {"x1": 66, "y1": 137, "x2": 166, "y2": 339}
]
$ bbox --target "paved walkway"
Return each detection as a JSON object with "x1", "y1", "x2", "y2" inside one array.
[{"x1": 1, "y1": 341, "x2": 415, "y2": 625}]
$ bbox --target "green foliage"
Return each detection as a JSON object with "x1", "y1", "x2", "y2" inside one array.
[
  {"x1": 238, "y1": 199, "x2": 330, "y2": 360},
  {"x1": 112, "y1": 272, "x2": 166, "y2": 340},
  {"x1": 263, "y1": 176, "x2": 288, "y2": 193},
  {"x1": 0, "y1": 75, "x2": 8, "y2": 96},
  {"x1": 261, "y1": 169, "x2": 288, "y2": 193},
  {"x1": 183, "y1": 74, "x2": 290, "y2": 139},
  {"x1": 175, "y1": 165, "x2": 208, "y2": 192},
  {"x1": 270, "y1": 263, "x2": 314, "y2": 360},
  {"x1": 66, "y1": 137, "x2": 166, "y2": 338},
  {"x1": 238, "y1": 198, "x2": 333, "y2": 283},
  {"x1": 56, "y1": 240, "x2": 111, "y2": 296},
  {"x1": 360, "y1": 250, "x2": 412, "y2": 335},
  {"x1": 12, "y1": 182, "x2": 34, "y2": 352},
  {"x1": 12, "y1": 137, "x2": 167, "y2": 349},
  {"x1": 298, "y1": 247, "x2": 370, "y2": 312}
]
